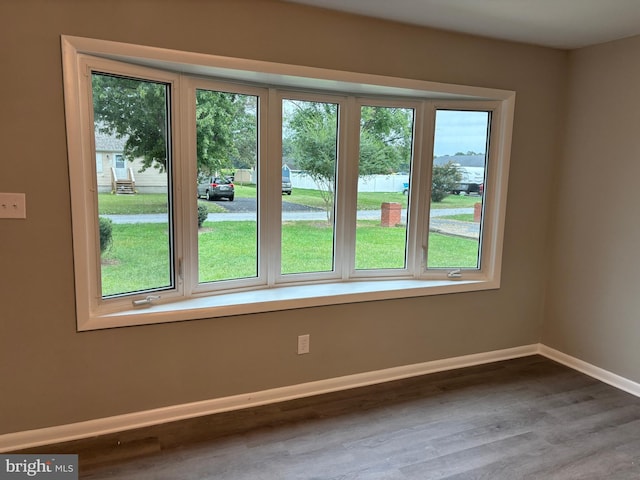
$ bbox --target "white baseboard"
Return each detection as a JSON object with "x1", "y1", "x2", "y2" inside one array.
[
  {"x1": 538, "y1": 344, "x2": 640, "y2": 398},
  {"x1": 0, "y1": 344, "x2": 538, "y2": 453},
  {"x1": 8, "y1": 344, "x2": 637, "y2": 454}
]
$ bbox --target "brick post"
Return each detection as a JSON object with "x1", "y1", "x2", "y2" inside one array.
[
  {"x1": 474, "y1": 202, "x2": 482, "y2": 223},
  {"x1": 381, "y1": 202, "x2": 402, "y2": 227}
]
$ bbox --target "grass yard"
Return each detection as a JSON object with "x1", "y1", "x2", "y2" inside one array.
[
  {"x1": 100, "y1": 223, "x2": 172, "y2": 296},
  {"x1": 291, "y1": 188, "x2": 480, "y2": 210},
  {"x1": 354, "y1": 221, "x2": 407, "y2": 269},
  {"x1": 427, "y1": 233, "x2": 480, "y2": 268},
  {"x1": 98, "y1": 193, "x2": 171, "y2": 214},
  {"x1": 100, "y1": 220, "x2": 479, "y2": 296},
  {"x1": 97, "y1": 188, "x2": 256, "y2": 215},
  {"x1": 437, "y1": 213, "x2": 475, "y2": 222}
]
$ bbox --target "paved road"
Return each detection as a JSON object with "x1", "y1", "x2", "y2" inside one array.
[
  {"x1": 218, "y1": 197, "x2": 322, "y2": 213},
  {"x1": 103, "y1": 201, "x2": 479, "y2": 239}
]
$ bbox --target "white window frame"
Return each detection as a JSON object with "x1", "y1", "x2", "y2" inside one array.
[
  {"x1": 61, "y1": 35, "x2": 514, "y2": 331},
  {"x1": 276, "y1": 91, "x2": 346, "y2": 283},
  {"x1": 348, "y1": 98, "x2": 423, "y2": 278},
  {"x1": 184, "y1": 77, "x2": 269, "y2": 294}
]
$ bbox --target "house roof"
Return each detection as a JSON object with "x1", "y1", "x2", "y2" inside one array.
[
  {"x1": 434, "y1": 154, "x2": 485, "y2": 168},
  {"x1": 94, "y1": 128, "x2": 127, "y2": 152}
]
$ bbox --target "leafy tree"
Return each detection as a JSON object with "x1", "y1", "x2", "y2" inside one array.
[
  {"x1": 286, "y1": 100, "x2": 339, "y2": 221},
  {"x1": 195, "y1": 89, "x2": 249, "y2": 175},
  {"x1": 92, "y1": 74, "x2": 169, "y2": 172},
  {"x1": 285, "y1": 101, "x2": 413, "y2": 220},
  {"x1": 359, "y1": 106, "x2": 413, "y2": 174},
  {"x1": 431, "y1": 161, "x2": 462, "y2": 202},
  {"x1": 92, "y1": 74, "x2": 256, "y2": 174},
  {"x1": 226, "y1": 94, "x2": 258, "y2": 170}
]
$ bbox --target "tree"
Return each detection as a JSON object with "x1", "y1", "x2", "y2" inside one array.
[
  {"x1": 285, "y1": 101, "x2": 413, "y2": 220},
  {"x1": 92, "y1": 73, "x2": 256, "y2": 174},
  {"x1": 359, "y1": 106, "x2": 413, "y2": 175},
  {"x1": 92, "y1": 74, "x2": 169, "y2": 172},
  {"x1": 286, "y1": 100, "x2": 339, "y2": 221},
  {"x1": 431, "y1": 161, "x2": 462, "y2": 202},
  {"x1": 225, "y1": 94, "x2": 258, "y2": 170},
  {"x1": 195, "y1": 89, "x2": 253, "y2": 175}
]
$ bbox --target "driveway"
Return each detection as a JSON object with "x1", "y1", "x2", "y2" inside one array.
[{"x1": 206, "y1": 197, "x2": 322, "y2": 213}]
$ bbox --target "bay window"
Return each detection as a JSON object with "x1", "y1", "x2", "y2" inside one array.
[{"x1": 62, "y1": 36, "x2": 514, "y2": 331}]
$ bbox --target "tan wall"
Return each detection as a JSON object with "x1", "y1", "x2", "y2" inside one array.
[
  {"x1": 543, "y1": 35, "x2": 640, "y2": 382},
  {"x1": 0, "y1": 0, "x2": 566, "y2": 435}
]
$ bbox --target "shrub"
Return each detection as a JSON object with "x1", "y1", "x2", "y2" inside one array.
[
  {"x1": 197, "y1": 204, "x2": 208, "y2": 228},
  {"x1": 431, "y1": 161, "x2": 462, "y2": 202},
  {"x1": 99, "y1": 216, "x2": 113, "y2": 253}
]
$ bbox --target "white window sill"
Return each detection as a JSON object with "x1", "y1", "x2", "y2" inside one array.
[{"x1": 79, "y1": 278, "x2": 497, "y2": 331}]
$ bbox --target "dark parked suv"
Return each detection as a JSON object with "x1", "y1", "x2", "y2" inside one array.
[{"x1": 197, "y1": 176, "x2": 235, "y2": 201}]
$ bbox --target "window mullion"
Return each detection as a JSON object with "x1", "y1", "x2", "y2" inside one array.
[
  {"x1": 416, "y1": 101, "x2": 436, "y2": 276},
  {"x1": 339, "y1": 96, "x2": 359, "y2": 278},
  {"x1": 405, "y1": 102, "x2": 426, "y2": 276},
  {"x1": 335, "y1": 96, "x2": 357, "y2": 279},
  {"x1": 180, "y1": 76, "x2": 199, "y2": 297},
  {"x1": 265, "y1": 88, "x2": 282, "y2": 286}
]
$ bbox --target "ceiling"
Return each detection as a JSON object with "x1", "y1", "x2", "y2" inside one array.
[{"x1": 285, "y1": 0, "x2": 640, "y2": 49}]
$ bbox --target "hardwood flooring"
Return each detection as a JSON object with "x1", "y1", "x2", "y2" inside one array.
[{"x1": 29, "y1": 356, "x2": 640, "y2": 478}]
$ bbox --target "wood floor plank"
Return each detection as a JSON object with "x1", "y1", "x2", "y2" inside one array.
[{"x1": 19, "y1": 355, "x2": 640, "y2": 479}]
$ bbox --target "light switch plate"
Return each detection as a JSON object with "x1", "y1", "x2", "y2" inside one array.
[
  {"x1": 297, "y1": 334, "x2": 310, "y2": 355},
  {"x1": 0, "y1": 193, "x2": 26, "y2": 219}
]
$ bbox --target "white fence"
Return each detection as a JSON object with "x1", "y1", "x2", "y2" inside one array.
[
  {"x1": 235, "y1": 168, "x2": 484, "y2": 193},
  {"x1": 291, "y1": 172, "x2": 410, "y2": 193}
]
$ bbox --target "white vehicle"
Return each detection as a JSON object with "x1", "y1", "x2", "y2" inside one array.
[{"x1": 452, "y1": 165, "x2": 484, "y2": 195}]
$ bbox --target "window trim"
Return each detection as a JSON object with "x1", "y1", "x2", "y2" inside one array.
[
  {"x1": 276, "y1": 91, "x2": 346, "y2": 283},
  {"x1": 61, "y1": 35, "x2": 515, "y2": 331},
  {"x1": 349, "y1": 98, "x2": 423, "y2": 278},
  {"x1": 184, "y1": 77, "x2": 269, "y2": 294}
]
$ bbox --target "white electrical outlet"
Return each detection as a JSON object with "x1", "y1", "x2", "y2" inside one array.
[
  {"x1": 297, "y1": 334, "x2": 310, "y2": 355},
  {"x1": 0, "y1": 193, "x2": 26, "y2": 219}
]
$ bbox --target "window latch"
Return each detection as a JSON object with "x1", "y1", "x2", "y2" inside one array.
[
  {"x1": 447, "y1": 269, "x2": 462, "y2": 279},
  {"x1": 132, "y1": 295, "x2": 161, "y2": 307}
]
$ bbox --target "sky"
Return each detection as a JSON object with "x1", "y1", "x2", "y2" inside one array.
[{"x1": 433, "y1": 110, "x2": 490, "y2": 157}]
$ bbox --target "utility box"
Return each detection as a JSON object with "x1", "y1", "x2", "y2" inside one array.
[{"x1": 381, "y1": 202, "x2": 402, "y2": 227}]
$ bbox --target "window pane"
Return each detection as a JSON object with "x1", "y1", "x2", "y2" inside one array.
[
  {"x1": 427, "y1": 110, "x2": 490, "y2": 269},
  {"x1": 355, "y1": 105, "x2": 414, "y2": 270},
  {"x1": 92, "y1": 73, "x2": 173, "y2": 297},
  {"x1": 196, "y1": 90, "x2": 259, "y2": 283},
  {"x1": 281, "y1": 99, "x2": 338, "y2": 275}
]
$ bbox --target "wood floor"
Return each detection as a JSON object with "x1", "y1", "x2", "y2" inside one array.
[{"x1": 33, "y1": 356, "x2": 640, "y2": 479}]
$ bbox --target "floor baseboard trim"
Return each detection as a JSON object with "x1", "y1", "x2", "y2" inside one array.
[
  {"x1": 0, "y1": 344, "x2": 538, "y2": 453},
  {"x1": 538, "y1": 344, "x2": 640, "y2": 398}
]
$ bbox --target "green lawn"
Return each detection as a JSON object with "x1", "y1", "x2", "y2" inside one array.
[
  {"x1": 97, "y1": 187, "x2": 256, "y2": 215},
  {"x1": 98, "y1": 193, "x2": 171, "y2": 215},
  {"x1": 432, "y1": 194, "x2": 480, "y2": 209},
  {"x1": 289, "y1": 188, "x2": 480, "y2": 210},
  {"x1": 437, "y1": 213, "x2": 475, "y2": 222},
  {"x1": 101, "y1": 220, "x2": 479, "y2": 296},
  {"x1": 101, "y1": 223, "x2": 172, "y2": 296}
]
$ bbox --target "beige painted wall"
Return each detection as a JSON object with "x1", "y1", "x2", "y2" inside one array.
[
  {"x1": 543, "y1": 35, "x2": 640, "y2": 382},
  {"x1": 0, "y1": 0, "x2": 566, "y2": 435}
]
